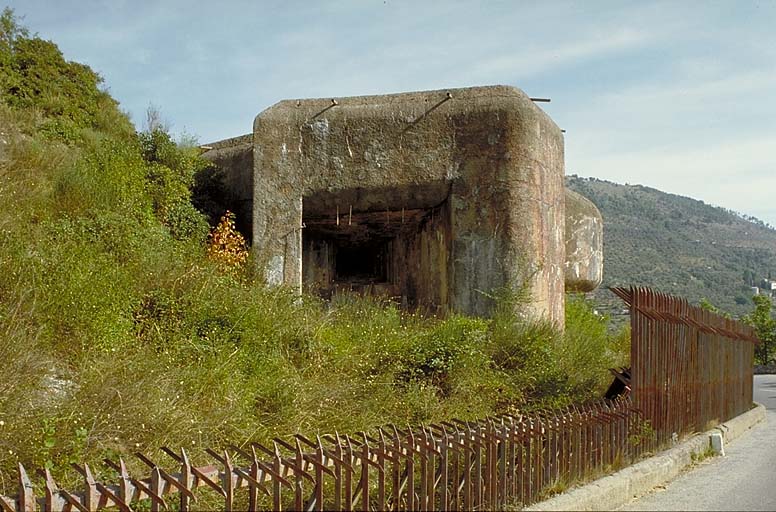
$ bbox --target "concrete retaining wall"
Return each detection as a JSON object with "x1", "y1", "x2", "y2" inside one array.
[{"x1": 526, "y1": 403, "x2": 767, "y2": 511}]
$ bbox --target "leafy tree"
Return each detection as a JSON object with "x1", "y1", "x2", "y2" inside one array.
[{"x1": 743, "y1": 295, "x2": 776, "y2": 365}]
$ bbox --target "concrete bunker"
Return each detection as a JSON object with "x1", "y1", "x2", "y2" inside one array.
[{"x1": 202, "y1": 85, "x2": 605, "y2": 327}]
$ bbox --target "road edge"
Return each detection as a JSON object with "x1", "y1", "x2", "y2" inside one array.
[{"x1": 525, "y1": 403, "x2": 767, "y2": 511}]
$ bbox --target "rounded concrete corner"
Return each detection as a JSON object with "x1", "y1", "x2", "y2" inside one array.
[{"x1": 564, "y1": 188, "x2": 603, "y2": 292}]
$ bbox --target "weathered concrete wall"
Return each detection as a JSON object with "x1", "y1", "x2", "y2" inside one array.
[
  {"x1": 200, "y1": 134, "x2": 253, "y2": 235},
  {"x1": 565, "y1": 189, "x2": 603, "y2": 292},
  {"x1": 390, "y1": 201, "x2": 452, "y2": 312},
  {"x1": 251, "y1": 85, "x2": 566, "y2": 323}
]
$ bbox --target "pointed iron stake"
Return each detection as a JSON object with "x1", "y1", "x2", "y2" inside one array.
[{"x1": 17, "y1": 464, "x2": 35, "y2": 512}]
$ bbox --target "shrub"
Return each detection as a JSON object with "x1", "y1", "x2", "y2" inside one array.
[
  {"x1": 401, "y1": 318, "x2": 477, "y2": 380},
  {"x1": 560, "y1": 295, "x2": 630, "y2": 400},
  {"x1": 1, "y1": 9, "x2": 132, "y2": 143},
  {"x1": 54, "y1": 136, "x2": 150, "y2": 217},
  {"x1": 744, "y1": 295, "x2": 776, "y2": 365},
  {"x1": 164, "y1": 200, "x2": 209, "y2": 241},
  {"x1": 139, "y1": 129, "x2": 210, "y2": 240},
  {"x1": 207, "y1": 211, "x2": 248, "y2": 271}
]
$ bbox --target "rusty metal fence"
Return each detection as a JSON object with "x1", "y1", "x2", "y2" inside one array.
[
  {"x1": 0, "y1": 287, "x2": 757, "y2": 511},
  {"x1": 1, "y1": 398, "x2": 648, "y2": 511},
  {"x1": 612, "y1": 286, "x2": 757, "y2": 447}
]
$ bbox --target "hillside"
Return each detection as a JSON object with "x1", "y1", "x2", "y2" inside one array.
[{"x1": 567, "y1": 175, "x2": 776, "y2": 317}]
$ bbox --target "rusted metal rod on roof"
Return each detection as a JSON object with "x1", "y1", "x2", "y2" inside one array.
[
  {"x1": 402, "y1": 93, "x2": 453, "y2": 133},
  {"x1": 309, "y1": 99, "x2": 339, "y2": 120}
]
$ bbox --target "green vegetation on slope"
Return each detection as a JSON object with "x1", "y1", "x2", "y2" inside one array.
[
  {"x1": 0, "y1": 9, "x2": 628, "y2": 491},
  {"x1": 567, "y1": 175, "x2": 776, "y2": 318}
]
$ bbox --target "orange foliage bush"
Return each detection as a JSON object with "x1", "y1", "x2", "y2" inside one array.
[{"x1": 206, "y1": 211, "x2": 248, "y2": 270}]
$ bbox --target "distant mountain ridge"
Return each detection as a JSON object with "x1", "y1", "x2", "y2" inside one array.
[{"x1": 566, "y1": 175, "x2": 776, "y2": 317}]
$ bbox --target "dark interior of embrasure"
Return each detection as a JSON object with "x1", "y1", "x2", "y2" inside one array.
[{"x1": 302, "y1": 183, "x2": 452, "y2": 312}]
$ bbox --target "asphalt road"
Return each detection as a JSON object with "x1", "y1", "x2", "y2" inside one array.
[{"x1": 620, "y1": 374, "x2": 776, "y2": 511}]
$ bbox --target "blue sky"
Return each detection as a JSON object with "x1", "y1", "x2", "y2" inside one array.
[{"x1": 6, "y1": 0, "x2": 776, "y2": 226}]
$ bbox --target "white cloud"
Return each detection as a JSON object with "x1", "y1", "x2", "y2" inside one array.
[
  {"x1": 576, "y1": 135, "x2": 776, "y2": 225},
  {"x1": 470, "y1": 27, "x2": 652, "y2": 80},
  {"x1": 564, "y1": 65, "x2": 776, "y2": 197},
  {"x1": 596, "y1": 69, "x2": 776, "y2": 110}
]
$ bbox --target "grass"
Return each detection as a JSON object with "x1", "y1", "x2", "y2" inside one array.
[{"x1": 690, "y1": 445, "x2": 717, "y2": 464}]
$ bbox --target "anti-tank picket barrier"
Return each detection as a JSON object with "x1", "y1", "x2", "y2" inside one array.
[
  {"x1": 1, "y1": 398, "x2": 645, "y2": 511},
  {"x1": 0, "y1": 287, "x2": 757, "y2": 511},
  {"x1": 611, "y1": 286, "x2": 757, "y2": 447}
]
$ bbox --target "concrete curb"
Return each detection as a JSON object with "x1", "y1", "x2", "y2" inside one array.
[{"x1": 525, "y1": 403, "x2": 767, "y2": 511}]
